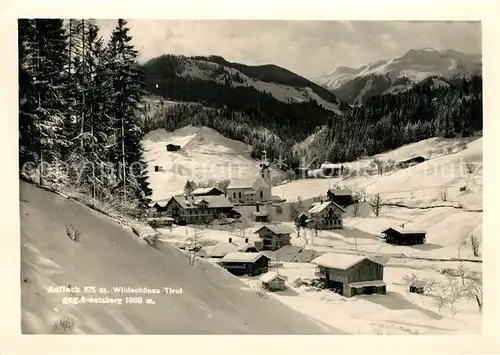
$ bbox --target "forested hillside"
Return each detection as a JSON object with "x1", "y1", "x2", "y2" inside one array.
[
  {"x1": 18, "y1": 19, "x2": 152, "y2": 208},
  {"x1": 143, "y1": 74, "x2": 482, "y2": 170}
]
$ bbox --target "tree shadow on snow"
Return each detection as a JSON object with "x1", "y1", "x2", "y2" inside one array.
[
  {"x1": 410, "y1": 243, "x2": 444, "y2": 251},
  {"x1": 360, "y1": 292, "x2": 443, "y2": 320}
]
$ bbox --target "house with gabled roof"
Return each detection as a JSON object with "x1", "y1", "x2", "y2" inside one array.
[
  {"x1": 311, "y1": 252, "x2": 386, "y2": 297},
  {"x1": 381, "y1": 225, "x2": 427, "y2": 245},
  {"x1": 203, "y1": 237, "x2": 260, "y2": 258},
  {"x1": 307, "y1": 200, "x2": 345, "y2": 230},
  {"x1": 152, "y1": 194, "x2": 240, "y2": 225},
  {"x1": 327, "y1": 188, "x2": 354, "y2": 206},
  {"x1": 259, "y1": 271, "x2": 287, "y2": 291},
  {"x1": 218, "y1": 252, "x2": 270, "y2": 276},
  {"x1": 254, "y1": 224, "x2": 294, "y2": 251}
]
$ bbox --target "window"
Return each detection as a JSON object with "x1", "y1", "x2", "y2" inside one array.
[
  {"x1": 260, "y1": 190, "x2": 263, "y2": 198},
  {"x1": 233, "y1": 192, "x2": 236, "y2": 198},
  {"x1": 239, "y1": 192, "x2": 242, "y2": 198}
]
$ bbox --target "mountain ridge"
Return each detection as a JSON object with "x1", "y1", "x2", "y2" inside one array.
[{"x1": 314, "y1": 48, "x2": 481, "y2": 105}]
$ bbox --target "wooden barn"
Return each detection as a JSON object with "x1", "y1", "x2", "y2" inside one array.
[
  {"x1": 296, "y1": 212, "x2": 311, "y2": 227},
  {"x1": 381, "y1": 226, "x2": 426, "y2": 245},
  {"x1": 307, "y1": 200, "x2": 345, "y2": 230},
  {"x1": 327, "y1": 188, "x2": 354, "y2": 206},
  {"x1": 166, "y1": 143, "x2": 181, "y2": 152},
  {"x1": 397, "y1": 156, "x2": 426, "y2": 169},
  {"x1": 312, "y1": 253, "x2": 386, "y2": 297},
  {"x1": 259, "y1": 272, "x2": 287, "y2": 291},
  {"x1": 254, "y1": 225, "x2": 293, "y2": 251},
  {"x1": 218, "y1": 252, "x2": 270, "y2": 276}
]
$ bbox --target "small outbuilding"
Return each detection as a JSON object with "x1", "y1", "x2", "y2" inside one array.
[
  {"x1": 397, "y1": 156, "x2": 426, "y2": 169},
  {"x1": 166, "y1": 143, "x2": 181, "y2": 152},
  {"x1": 327, "y1": 188, "x2": 354, "y2": 206},
  {"x1": 381, "y1": 226, "x2": 426, "y2": 245},
  {"x1": 259, "y1": 272, "x2": 287, "y2": 291}
]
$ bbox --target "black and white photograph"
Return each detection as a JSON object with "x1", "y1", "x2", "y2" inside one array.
[{"x1": 2, "y1": 1, "x2": 499, "y2": 351}]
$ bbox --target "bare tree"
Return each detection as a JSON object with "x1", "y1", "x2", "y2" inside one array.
[
  {"x1": 369, "y1": 193, "x2": 383, "y2": 217},
  {"x1": 352, "y1": 201, "x2": 360, "y2": 217},
  {"x1": 439, "y1": 187, "x2": 448, "y2": 202},
  {"x1": 370, "y1": 158, "x2": 384, "y2": 176},
  {"x1": 457, "y1": 264, "x2": 483, "y2": 312},
  {"x1": 470, "y1": 234, "x2": 480, "y2": 257},
  {"x1": 464, "y1": 161, "x2": 475, "y2": 175},
  {"x1": 384, "y1": 159, "x2": 396, "y2": 174},
  {"x1": 290, "y1": 196, "x2": 304, "y2": 222}
]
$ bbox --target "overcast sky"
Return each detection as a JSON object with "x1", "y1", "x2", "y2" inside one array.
[{"x1": 96, "y1": 20, "x2": 481, "y2": 79}]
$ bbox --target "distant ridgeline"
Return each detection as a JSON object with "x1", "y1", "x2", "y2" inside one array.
[{"x1": 140, "y1": 54, "x2": 482, "y2": 171}]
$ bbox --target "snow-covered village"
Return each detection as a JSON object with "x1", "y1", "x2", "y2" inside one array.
[{"x1": 12, "y1": 16, "x2": 493, "y2": 344}]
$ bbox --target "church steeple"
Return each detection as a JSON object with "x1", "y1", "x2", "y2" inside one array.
[{"x1": 259, "y1": 150, "x2": 271, "y2": 185}]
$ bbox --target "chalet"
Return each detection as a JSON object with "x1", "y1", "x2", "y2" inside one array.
[
  {"x1": 307, "y1": 200, "x2": 345, "y2": 230},
  {"x1": 226, "y1": 177, "x2": 271, "y2": 205},
  {"x1": 152, "y1": 195, "x2": 240, "y2": 225},
  {"x1": 166, "y1": 144, "x2": 181, "y2": 152},
  {"x1": 254, "y1": 224, "x2": 293, "y2": 251},
  {"x1": 381, "y1": 226, "x2": 426, "y2": 245},
  {"x1": 397, "y1": 156, "x2": 426, "y2": 169},
  {"x1": 259, "y1": 272, "x2": 287, "y2": 291},
  {"x1": 311, "y1": 253, "x2": 386, "y2": 297},
  {"x1": 218, "y1": 252, "x2": 270, "y2": 276},
  {"x1": 191, "y1": 187, "x2": 225, "y2": 196},
  {"x1": 327, "y1": 188, "x2": 354, "y2": 206}
]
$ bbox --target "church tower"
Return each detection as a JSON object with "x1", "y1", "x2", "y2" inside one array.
[{"x1": 259, "y1": 150, "x2": 272, "y2": 186}]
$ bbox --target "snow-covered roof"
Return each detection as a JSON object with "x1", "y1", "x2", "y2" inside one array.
[
  {"x1": 382, "y1": 225, "x2": 427, "y2": 235},
  {"x1": 311, "y1": 253, "x2": 384, "y2": 270},
  {"x1": 191, "y1": 187, "x2": 224, "y2": 196},
  {"x1": 259, "y1": 271, "x2": 286, "y2": 283},
  {"x1": 348, "y1": 280, "x2": 386, "y2": 288},
  {"x1": 327, "y1": 188, "x2": 352, "y2": 196},
  {"x1": 308, "y1": 201, "x2": 345, "y2": 214},
  {"x1": 173, "y1": 195, "x2": 234, "y2": 209},
  {"x1": 221, "y1": 252, "x2": 269, "y2": 263},
  {"x1": 207, "y1": 242, "x2": 238, "y2": 257},
  {"x1": 254, "y1": 224, "x2": 294, "y2": 236},
  {"x1": 227, "y1": 177, "x2": 269, "y2": 190}
]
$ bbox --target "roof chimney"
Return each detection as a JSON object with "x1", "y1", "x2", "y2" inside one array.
[{"x1": 228, "y1": 237, "x2": 232, "y2": 243}]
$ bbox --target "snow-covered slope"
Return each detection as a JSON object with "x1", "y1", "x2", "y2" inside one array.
[
  {"x1": 143, "y1": 126, "x2": 279, "y2": 201},
  {"x1": 20, "y1": 181, "x2": 337, "y2": 334},
  {"x1": 317, "y1": 48, "x2": 481, "y2": 91}
]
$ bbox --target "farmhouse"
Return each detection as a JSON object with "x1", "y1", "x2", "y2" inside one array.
[
  {"x1": 271, "y1": 245, "x2": 318, "y2": 263},
  {"x1": 226, "y1": 177, "x2": 271, "y2": 205},
  {"x1": 296, "y1": 212, "x2": 311, "y2": 227},
  {"x1": 191, "y1": 187, "x2": 225, "y2": 196},
  {"x1": 218, "y1": 252, "x2": 270, "y2": 276},
  {"x1": 152, "y1": 195, "x2": 240, "y2": 225},
  {"x1": 397, "y1": 156, "x2": 426, "y2": 169},
  {"x1": 254, "y1": 225, "x2": 293, "y2": 251},
  {"x1": 166, "y1": 143, "x2": 181, "y2": 152},
  {"x1": 260, "y1": 272, "x2": 287, "y2": 291},
  {"x1": 307, "y1": 200, "x2": 345, "y2": 230},
  {"x1": 320, "y1": 163, "x2": 347, "y2": 177},
  {"x1": 381, "y1": 226, "x2": 427, "y2": 245},
  {"x1": 327, "y1": 188, "x2": 354, "y2": 206},
  {"x1": 311, "y1": 253, "x2": 386, "y2": 297}
]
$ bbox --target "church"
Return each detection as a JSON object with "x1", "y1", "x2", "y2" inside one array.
[{"x1": 226, "y1": 151, "x2": 273, "y2": 205}]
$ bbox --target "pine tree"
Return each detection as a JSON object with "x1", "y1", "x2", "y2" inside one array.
[
  {"x1": 19, "y1": 19, "x2": 69, "y2": 181},
  {"x1": 107, "y1": 19, "x2": 150, "y2": 203}
]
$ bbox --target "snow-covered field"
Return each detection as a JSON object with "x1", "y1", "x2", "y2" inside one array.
[
  {"x1": 241, "y1": 261, "x2": 482, "y2": 335},
  {"x1": 142, "y1": 126, "x2": 279, "y2": 201}
]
